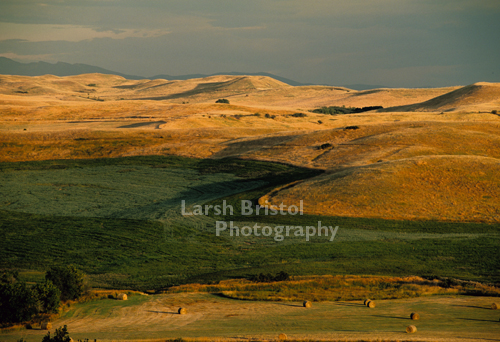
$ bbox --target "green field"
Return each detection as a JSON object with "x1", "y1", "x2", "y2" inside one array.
[
  {"x1": 1, "y1": 293, "x2": 499, "y2": 341},
  {"x1": 0, "y1": 156, "x2": 499, "y2": 291}
]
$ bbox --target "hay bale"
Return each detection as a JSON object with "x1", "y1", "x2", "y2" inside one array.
[
  {"x1": 410, "y1": 312, "x2": 420, "y2": 320},
  {"x1": 364, "y1": 299, "x2": 370, "y2": 306},
  {"x1": 367, "y1": 300, "x2": 375, "y2": 308},
  {"x1": 117, "y1": 293, "x2": 127, "y2": 300},
  {"x1": 303, "y1": 300, "x2": 312, "y2": 308},
  {"x1": 178, "y1": 307, "x2": 187, "y2": 315},
  {"x1": 278, "y1": 333, "x2": 287, "y2": 340},
  {"x1": 41, "y1": 322, "x2": 52, "y2": 330},
  {"x1": 492, "y1": 303, "x2": 499, "y2": 310},
  {"x1": 406, "y1": 325, "x2": 417, "y2": 333}
]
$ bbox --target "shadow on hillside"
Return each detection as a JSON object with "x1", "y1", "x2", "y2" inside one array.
[
  {"x1": 370, "y1": 314, "x2": 408, "y2": 320},
  {"x1": 131, "y1": 79, "x2": 246, "y2": 101},
  {"x1": 273, "y1": 302, "x2": 304, "y2": 308},
  {"x1": 334, "y1": 302, "x2": 365, "y2": 307},
  {"x1": 118, "y1": 120, "x2": 166, "y2": 128},
  {"x1": 212, "y1": 134, "x2": 300, "y2": 159},
  {"x1": 457, "y1": 317, "x2": 499, "y2": 323},
  {"x1": 146, "y1": 310, "x2": 178, "y2": 315},
  {"x1": 451, "y1": 304, "x2": 491, "y2": 310}
]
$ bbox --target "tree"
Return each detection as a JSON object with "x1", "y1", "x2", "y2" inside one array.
[
  {"x1": 42, "y1": 325, "x2": 72, "y2": 342},
  {"x1": 216, "y1": 98, "x2": 229, "y2": 104},
  {"x1": 33, "y1": 281, "x2": 61, "y2": 313},
  {"x1": 0, "y1": 281, "x2": 39, "y2": 323},
  {"x1": 45, "y1": 266, "x2": 85, "y2": 301}
]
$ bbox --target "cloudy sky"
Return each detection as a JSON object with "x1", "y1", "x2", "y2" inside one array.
[{"x1": 0, "y1": 0, "x2": 499, "y2": 87}]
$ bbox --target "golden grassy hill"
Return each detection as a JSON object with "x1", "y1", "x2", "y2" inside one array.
[
  {"x1": 0, "y1": 73, "x2": 461, "y2": 108},
  {"x1": 261, "y1": 155, "x2": 500, "y2": 222},
  {"x1": 0, "y1": 73, "x2": 128, "y2": 95},
  {"x1": 216, "y1": 121, "x2": 500, "y2": 170},
  {"x1": 1, "y1": 73, "x2": 499, "y2": 222},
  {"x1": 226, "y1": 85, "x2": 461, "y2": 109},
  {"x1": 383, "y1": 82, "x2": 500, "y2": 112}
]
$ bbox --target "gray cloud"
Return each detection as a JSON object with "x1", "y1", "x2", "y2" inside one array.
[{"x1": 0, "y1": 0, "x2": 499, "y2": 87}]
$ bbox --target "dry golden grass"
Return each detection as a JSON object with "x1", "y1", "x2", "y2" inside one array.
[
  {"x1": 265, "y1": 155, "x2": 500, "y2": 222},
  {"x1": 384, "y1": 82, "x2": 500, "y2": 113},
  {"x1": 1, "y1": 74, "x2": 499, "y2": 223},
  {"x1": 164, "y1": 274, "x2": 500, "y2": 303}
]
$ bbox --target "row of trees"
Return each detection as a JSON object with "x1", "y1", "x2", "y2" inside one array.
[
  {"x1": 250, "y1": 271, "x2": 290, "y2": 283},
  {"x1": 0, "y1": 266, "x2": 85, "y2": 324}
]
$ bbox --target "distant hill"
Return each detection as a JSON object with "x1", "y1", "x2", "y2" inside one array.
[
  {"x1": 0, "y1": 57, "x2": 309, "y2": 86},
  {"x1": 150, "y1": 71, "x2": 310, "y2": 87},
  {"x1": 343, "y1": 84, "x2": 388, "y2": 91},
  {"x1": 0, "y1": 57, "x2": 144, "y2": 80}
]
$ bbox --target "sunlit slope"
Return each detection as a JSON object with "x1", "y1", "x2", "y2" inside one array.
[
  {"x1": 0, "y1": 73, "x2": 460, "y2": 108},
  {"x1": 383, "y1": 82, "x2": 500, "y2": 112},
  {"x1": 217, "y1": 121, "x2": 500, "y2": 170},
  {"x1": 0, "y1": 74, "x2": 292, "y2": 102},
  {"x1": 231, "y1": 85, "x2": 461, "y2": 109},
  {"x1": 262, "y1": 155, "x2": 500, "y2": 222}
]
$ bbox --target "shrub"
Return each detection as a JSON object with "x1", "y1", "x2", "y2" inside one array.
[
  {"x1": 318, "y1": 143, "x2": 332, "y2": 150},
  {"x1": 42, "y1": 325, "x2": 71, "y2": 342},
  {"x1": 492, "y1": 110, "x2": 498, "y2": 114},
  {"x1": 291, "y1": 113, "x2": 307, "y2": 117},
  {"x1": 216, "y1": 99, "x2": 229, "y2": 104},
  {"x1": 46, "y1": 266, "x2": 85, "y2": 301},
  {"x1": 250, "y1": 271, "x2": 290, "y2": 283}
]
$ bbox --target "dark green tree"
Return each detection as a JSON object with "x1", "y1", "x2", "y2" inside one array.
[
  {"x1": 45, "y1": 266, "x2": 85, "y2": 301},
  {"x1": 33, "y1": 281, "x2": 61, "y2": 313},
  {"x1": 42, "y1": 325, "x2": 71, "y2": 342},
  {"x1": 0, "y1": 281, "x2": 39, "y2": 323}
]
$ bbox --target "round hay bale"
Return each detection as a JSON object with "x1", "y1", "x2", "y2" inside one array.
[
  {"x1": 406, "y1": 325, "x2": 417, "y2": 333},
  {"x1": 364, "y1": 299, "x2": 370, "y2": 306},
  {"x1": 303, "y1": 300, "x2": 312, "y2": 308},
  {"x1": 41, "y1": 322, "x2": 52, "y2": 330},
  {"x1": 278, "y1": 333, "x2": 287, "y2": 340},
  {"x1": 410, "y1": 312, "x2": 420, "y2": 320},
  {"x1": 367, "y1": 300, "x2": 375, "y2": 308},
  {"x1": 492, "y1": 303, "x2": 499, "y2": 310},
  {"x1": 178, "y1": 307, "x2": 187, "y2": 315},
  {"x1": 117, "y1": 293, "x2": 128, "y2": 300}
]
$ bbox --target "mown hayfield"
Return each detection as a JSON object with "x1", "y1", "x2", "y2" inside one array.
[{"x1": 1, "y1": 293, "x2": 499, "y2": 341}]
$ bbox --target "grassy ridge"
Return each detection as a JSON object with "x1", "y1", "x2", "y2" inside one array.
[{"x1": 0, "y1": 156, "x2": 499, "y2": 291}]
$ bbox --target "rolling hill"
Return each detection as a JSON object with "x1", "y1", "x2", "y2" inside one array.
[
  {"x1": 1, "y1": 73, "x2": 499, "y2": 223},
  {"x1": 383, "y1": 82, "x2": 500, "y2": 112}
]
